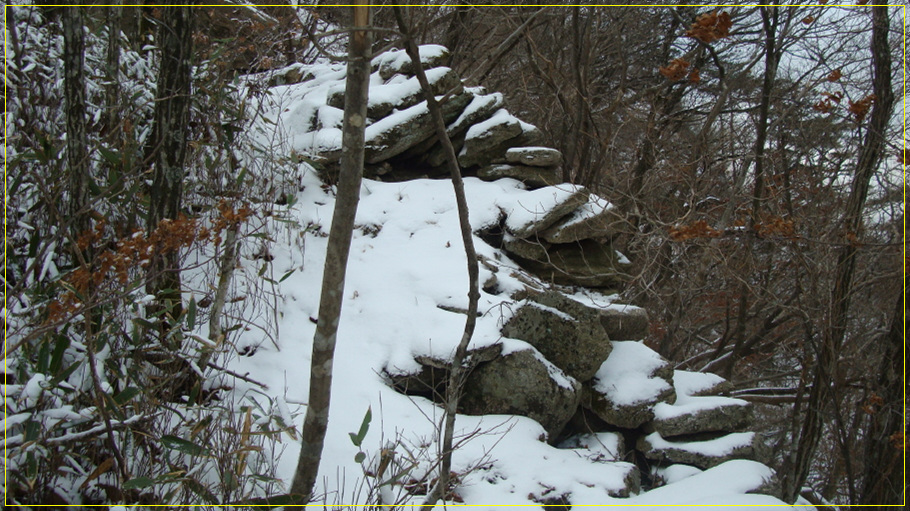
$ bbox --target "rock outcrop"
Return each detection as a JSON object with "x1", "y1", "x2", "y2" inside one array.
[{"x1": 272, "y1": 42, "x2": 779, "y2": 501}]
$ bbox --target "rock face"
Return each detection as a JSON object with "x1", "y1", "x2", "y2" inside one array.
[
  {"x1": 459, "y1": 348, "x2": 581, "y2": 441},
  {"x1": 502, "y1": 300, "x2": 611, "y2": 381},
  {"x1": 652, "y1": 396, "x2": 752, "y2": 438}
]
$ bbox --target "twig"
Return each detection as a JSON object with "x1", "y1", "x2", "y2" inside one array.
[{"x1": 207, "y1": 361, "x2": 269, "y2": 390}]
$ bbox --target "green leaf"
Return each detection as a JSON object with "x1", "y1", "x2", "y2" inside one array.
[
  {"x1": 235, "y1": 167, "x2": 248, "y2": 188},
  {"x1": 348, "y1": 406, "x2": 372, "y2": 447},
  {"x1": 122, "y1": 476, "x2": 156, "y2": 490},
  {"x1": 47, "y1": 360, "x2": 83, "y2": 388},
  {"x1": 160, "y1": 435, "x2": 211, "y2": 456},
  {"x1": 112, "y1": 387, "x2": 141, "y2": 406},
  {"x1": 186, "y1": 296, "x2": 197, "y2": 330},
  {"x1": 278, "y1": 269, "x2": 296, "y2": 283},
  {"x1": 49, "y1": 335, "x2": 71, "y2": 375},
  {"x1": 354, "y1": 451, "x2": 366, "y2": 464},
  {"x1": 98, "y1": 146, "x2": 121, "y2": 166}
]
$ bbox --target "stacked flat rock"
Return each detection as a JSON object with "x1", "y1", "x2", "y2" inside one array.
[
  {"x1": 272, "y1": 44, "x2": 564, "y2": 188},
  {"x1": 497, "y1": 185, "x2": 631, "y2": 289}
]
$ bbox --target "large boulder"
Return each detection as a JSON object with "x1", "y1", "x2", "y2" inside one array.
[
  {"x1": 581, "y1": 341, "x2": 675, "y2": 429},
  {"x1": 460, "y1": 347, "x2": 581, "y2": 441},
  {"x1": 503, "y1": 185, "x2": 590, "y2": 239},
  {"x1": 501, "y1": 299, "x2": 611, "y2": 381},
  {"x1": 364, "y1": 91, "x2": 473, "y2": 164},
  {"x1": 597, "y1": 305, "x2": 650, "y2": 341},
  {"x1": 637, "y1": 431, "x2": 763, "y2": 470},
  {"x1": 539, "y1": 194, "x2": 625, "y2": 244}
]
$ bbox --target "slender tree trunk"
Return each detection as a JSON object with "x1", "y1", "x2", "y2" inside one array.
[
  {"x1": 63, "y1": 6, "x2": 88, "y2": 242},
  {"x1": 146, "y1": 4, "x2": 193, "y2": 337},
  {"x1": 782, "y1": 6, "x2": 895, "y2": 502},
  {"x1": 394, "y1": 7, "x2": 482, "y2": 507},
  {"x1": 105, "y1": 2, "x2": 122, "y2": 140},
  {"x1": 290, "y1": 2, "x2": 371, "y2": 502}
]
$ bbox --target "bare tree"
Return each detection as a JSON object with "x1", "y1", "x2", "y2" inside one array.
[
  {"x1": 782, "y1": 5, "x2": 896, "y2": 503},
  {"x1": 290, "y1": 1, "x2": 372, "y2": 502}
]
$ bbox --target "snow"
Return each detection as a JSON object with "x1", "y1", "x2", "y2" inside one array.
[
  {"x1": 373, "y1": 44, "x2": 448, "y2": 74},
  {"x1": 552, "y1": 192, "x2": 615, "y2": 228},
  {"x1": 644, "y1": 431, "x2": 755, "y2": 457},
  {"x1": 502, "y1": 183, "x2": 582, "y2": 234},
  {"x1": 465, "y1": 108, "x2": 519, "y2": 141},
  {"x1": 448, "y1": 92, "x2": 503, "y2": 133},
  {"x1": 592, "y1": 341, "x2": 671, "y2": 405},
  {"x1": 673, "y1": 369, "x2": 727, "y2": 396},
  {"x1": 653, "y1": 395, "x2": 748, "y2": 420}
]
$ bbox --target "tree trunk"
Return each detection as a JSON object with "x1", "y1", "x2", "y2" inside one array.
[
  {"x1": 63, "y1": 6, "x2": 88, "y2": 243},
  {"x1": 146, "y1": 4, "x2": 193, "y2": 336},
  {"x1": 781, "y1": 6, "x2": 895, "y2": 502},
  {"x1": 859, "y1": 280, "x2": 907, "y2": 504},
  {"x1": 290, "y1": 2, "x2": 371, "y2": 502}
]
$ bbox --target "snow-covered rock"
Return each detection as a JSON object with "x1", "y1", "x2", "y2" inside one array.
[
  {"x1": 502, "y1": 184, "x2": 590, "y2": 238},
  {"x1": 540, "y1": 193, "x2": 625, "y2": 243},
  {"x1": 637, "y1": 431, "x2": 763, "y2": 469},
  {"x1": 582, "y1": 341, "x2": 675, "y2": 429},
  {"x1": 504, "y1": 146, "x2": 563, "y2": 167},
  {"x1": 460, "y1": 346, "x2": 581, "y2": 441}
]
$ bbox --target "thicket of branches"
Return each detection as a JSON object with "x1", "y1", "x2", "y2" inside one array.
[{"x1": 3, "y1": 2, "x2": 906, "y2": 507}]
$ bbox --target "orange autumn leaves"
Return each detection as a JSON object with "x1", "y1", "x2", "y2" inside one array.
[
  {"x1": 48, "y1": 201, "x2": 253, "y2": 323},
  {"x1": 659, "y1": 11, "x2": 732, "y2": 84}
]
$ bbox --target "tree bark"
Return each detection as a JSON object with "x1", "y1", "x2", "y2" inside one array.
[
  {"x1": 859, "y1": 280, "x2": 907, "y2": 505},
  {"x1": 394, "y1": 7, "x2": 482, "y2": 507},
  {"x1": 146, "y1": 4, "x2": 193, "y2": 335},
  {"x1": 290, "y1": 2, "x2": 371, "y2": 502},
  {"x1": 63, "y1": 6, "x2": 88, "y2": 242},
  {"x1": 781, "y1": 6, "x2": 895, "y2": 503}
]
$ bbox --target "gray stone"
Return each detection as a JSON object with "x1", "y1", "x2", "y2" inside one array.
[
  {"x1": 385, "y1": 344, "x2": 503, "y2": 401},
  {"x1": 637, "y1": 431, "x2": 763, "y2": 470},
  {"x1": 651, "y1": 398, "x2": 753, "y2": 438},
  {"x1": 580, "y1": 340, "x2": 675, "y2": 429},
  {"x1": 598, "y1": 306, "x2": 650, "y2": 341},
  {"x1": 581, "y1": 383, "x2": 659, "y2": 429},
  {"x1": 459, "y1": 125, "x2": 544, "y2": 169},
  {"x1": 505, "y1": 187, "x2": 590, "y2": 239},
  {"x1": 504, "y1": 147, "x2": 563, "y2": 167},
  {"x1": 477, "y1": 164, "x2": 561, "y2": 189},
  {"x1": 364, "y1": 91, "x2": 473, "y2": 164},
  {"x1": 539, "y1": 196, "x2": 626, "y2": 244},
  {"x1": 511, "y1": 240, "x2": 633, "y2": 289},
  {"x1": 501, "y1": 299, "x2": 612, "y2": 381},
  {"x1": 376, "y1": 45, "x2": 451, "y2": 80},
  {"x1": 460, "y1": 348, "x2": 580, "y2": 441}
]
